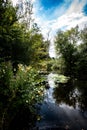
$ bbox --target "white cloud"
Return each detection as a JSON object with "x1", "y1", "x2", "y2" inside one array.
[
  {"x1": 51, "y1": 12, "x2": 87, "y2": 30},
  {"x1": 32, "y1": 0, "x2": 36, "y2": 3},
  {"x1": 55, "y1": 0, "x2": 86, "y2": 29},
  {"x1": 12, "y1": 0, "x2": 87, "y2": 57},
  {"x1": 12, "y1": 0, "x2": 87, "y2": 37},
  {"x1": 33, "y1": 0, "x2": 87, "y2": 57},
  {"x1": 34, "y1": 0, "x2": 87, "y2": 39},
  {"x1": 66, "y1": 0, "x2": 84, "y2": 14}
]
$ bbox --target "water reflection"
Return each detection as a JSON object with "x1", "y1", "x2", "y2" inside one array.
[
  {"x1": 36, "y1": 74, "x2": 87, "y2": 129},
  {"x1": 53, "y1": 79, "x2": 87, "y2": 111}
]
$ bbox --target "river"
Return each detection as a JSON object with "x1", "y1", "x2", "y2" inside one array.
[{"x1": 35, "y1": 73, "x2": 87, "y2": 130}]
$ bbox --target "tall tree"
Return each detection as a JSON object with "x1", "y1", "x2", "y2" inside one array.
[
  {"x1": 0, "y1": 0, "x2": 18, "y2": 62},
  {"x1": 55, "y1": 27, "x2": 79, "y2": 77},
  {"x1": 76, "y1": 26, "x2": 87, "y2": 80},
  {"x1": 17, "y1": 0, "x2": 33, "y2": 30}
]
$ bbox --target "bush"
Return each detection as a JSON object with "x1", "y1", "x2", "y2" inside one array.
[{"x1": 0, "y1": 62, "x2": 44, "y2": 129}]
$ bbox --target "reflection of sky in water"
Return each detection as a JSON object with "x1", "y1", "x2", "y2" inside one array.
[
  {"x1": 69, "y1": 88, "x2": 81, "y2": 109},
  {"x1": 44, "y1": 88, "x2": 56, "y2": 103},
  {"x1": 44, "y1": 73, "x2": 57, "y2": 103},
  {"x1": 37, "y1": 73, "x2": 87, "y2": 129},
  {"x1": 47, "y1": 73, "x2": 56, "y2": 87}
]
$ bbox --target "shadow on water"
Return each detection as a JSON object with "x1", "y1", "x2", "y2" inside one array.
[{"x1": 36, "y1": 73, "x2": 87, "y2": 130}]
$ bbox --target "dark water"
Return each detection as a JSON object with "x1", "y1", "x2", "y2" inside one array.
[{"x1": 36, "y1": 73, "x2": 87, "y2": 130}]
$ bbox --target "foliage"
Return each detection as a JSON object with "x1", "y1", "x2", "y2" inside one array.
[
  {"x1": 0, "y1": 62, "x2": 45, "y2": 129},
  {"x1": 17, "y1": 0, "x2": 33, "y2": 30},
  {"x1": 0, "y1": 0, "x2": 49, "y2": 129},
  {"x1": 0, "y1": 62, "x2": 14, "y2": 106},
  {"x1": 16, "y1": 64, "x2": 44, "y2": 106},
  {"x1": 51, "y1": 57, "x2": 65, "y2": 74},
  {"x1": 77, "y1": 27, "x2": 87, "y2": 80},
  {"x1": 0, "y1": 0, "x2": 18, "y2": 62},
  {"x1": 0, "y1": 0, "x2": 48, "y2": 69},
  {"x1": 55, "y1": 26, "x2": 87, "y2": 80}
]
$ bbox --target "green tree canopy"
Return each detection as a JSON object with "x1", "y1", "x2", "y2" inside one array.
[{"x1": 55, "y1": 27, "x2": 79, "y2": 77}]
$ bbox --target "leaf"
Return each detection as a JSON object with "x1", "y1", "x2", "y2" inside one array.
[{"x1": 37, "y1": 115, "x2": 41, "y2": 121}]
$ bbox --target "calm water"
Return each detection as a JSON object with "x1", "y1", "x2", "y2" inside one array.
[{"x1": 36, "y1": 73, "x2": 87, "y2": 130}]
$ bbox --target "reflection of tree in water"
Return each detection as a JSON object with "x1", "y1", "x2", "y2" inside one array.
[
  {"x1": 53, "y1": 79, "x2": 87, "y2": 110},
  {"x1": 77, "y1": 81, "x2": 87, "y2": 111}
]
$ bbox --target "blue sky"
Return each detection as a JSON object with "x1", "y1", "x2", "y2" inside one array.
[
  {"x1": 12, "y1": 0, "x2": 87, "y2": 57},
  {"x1": 33, "y1": 0, "x2": 87, "y2": 34},
  {"x1": 39, "y1": 0, "x2": 72, "y2": 18},
  {"x1": 32, "y1": 0, "x2": 87, "y2": 57},
  {"x1": 40, "y1": 0, "x2": 65, "y2": 10},
  {"x1": 83, "y1": 3, "x2": 87, "y2": 15}
]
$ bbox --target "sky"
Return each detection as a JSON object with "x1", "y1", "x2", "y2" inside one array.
[
  {"x1": 33, "y1": 0, "x2": 87, "y2": 57},
  {"x1": 12, "y1": 0, "x2": 87, "y2": 57}
]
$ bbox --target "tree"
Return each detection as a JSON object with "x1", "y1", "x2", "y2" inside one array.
[
  {"x1": 0, "y1": 0, "x2": 49, "y2": 71},
  {"x1": 17, "y1": 0, "x2": 33, "y2": 30},
  {"x1": 76, "y1": 26, "x2": 87, "y2": 80},
  {"x1": 55, "y1": 27, "x2": 79, "y2": 78},
  {"x1": 0, "y1": 1, "x2": 48, "y2": 129},
  {"x1": 0, "y1": 0, "x2": 18, "y2": 62},
  {"x1": 55, "y1": 26, "x2": 87, "y2": 80}
]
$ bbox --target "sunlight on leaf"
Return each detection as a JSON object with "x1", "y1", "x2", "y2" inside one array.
[{"x1": 37, "y1": 115, "x2": 41, "y2": 121}]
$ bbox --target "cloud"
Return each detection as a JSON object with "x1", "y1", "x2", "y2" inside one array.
[
  {"x1": 33, "y1": 0, "x2": 87, "y2": 57},
  {"x1": 34, "y1": 0, "x2": 87, "y2": 37},
  {"x1": 11, "y1": 0, "x2": 87, "y2": 57},
  {"x1": 32, "y1": 0, "x2": 36, "y2": 3},
  {"x1": 51, "y1": 12, "x2": 87, "y2": 31},
  {"x1": 55, "y1": 0, "x2": 87, "y2": 29},
  {"x1": 66, "y1": 0, "x2": 85, "y2": 14},
  {"x1": 12, "y1": 0, "x2": 87, "y2": 38}
]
